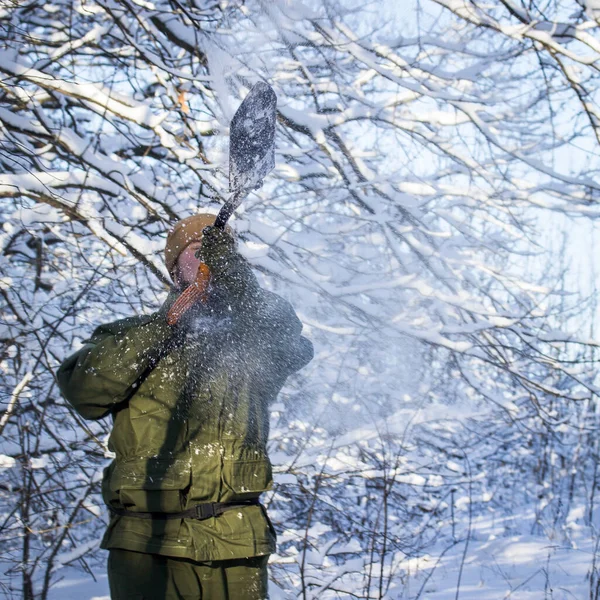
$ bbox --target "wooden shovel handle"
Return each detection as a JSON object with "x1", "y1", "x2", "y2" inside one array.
[{"x1": 166, "y1": 263, "x2": 211, "y2": 326}]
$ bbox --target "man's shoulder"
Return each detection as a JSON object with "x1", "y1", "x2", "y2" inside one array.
[
  {"x1": 253, "y1": 289, "x2": 303, "y2": 329},
  {"x1": 90, "y1": 312, "x2": 157, "y2": 339}
]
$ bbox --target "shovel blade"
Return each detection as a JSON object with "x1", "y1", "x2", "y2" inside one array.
[{"x1": 229, "y1": 82, "x2": 277, "y2": 194}]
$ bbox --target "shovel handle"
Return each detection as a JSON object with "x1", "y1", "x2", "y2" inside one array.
[
  {"x1": 214, "y1": 203, "x2": 234, "y2": 230},
  {"x1": 166, "y1": 263, "x2": 211, "y2": 326},
  {"x1": 214, "y1": 189, "x2": 246, "y2": 230}
]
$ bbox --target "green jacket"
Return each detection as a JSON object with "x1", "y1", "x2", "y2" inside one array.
[{"x1": 56, "y1": 251, "x2": 313, "y2": 561}]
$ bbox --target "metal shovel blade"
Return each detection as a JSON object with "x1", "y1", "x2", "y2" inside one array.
[
  {"x1": 214, "y1": 82, "x2": 277, "y2": 229},
  {"x1": 229, "y1": 82, "x2": 277, "y2": 194}
]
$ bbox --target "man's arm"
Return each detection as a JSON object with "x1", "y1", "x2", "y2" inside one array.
[
  {"x1": 56, "y1": 313, "x2": 175, "y2": 420},
  {"x1": 201, "y1": 226, "x2": 314, "y2": 377},
  {"x1": 254, "y1": 290, "x2": 314, "y2": 377}
]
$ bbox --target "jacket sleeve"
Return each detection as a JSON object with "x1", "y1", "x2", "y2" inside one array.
[
  {"x1": 253, "y1": 290, "x2": 314, "y2": 378},
  {"x1": 55, "y1": 314, "x2": 174, "y2": 421},
  {"x1": 202, "y1": 239, "x2": 314, "y2": 377}
]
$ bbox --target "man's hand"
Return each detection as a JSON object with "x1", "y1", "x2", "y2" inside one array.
[
  {"x1": 198, "y1": 226, "x2": 236, "y2": 273},
  {"x1": 200, "y1": 225, "x2": 262, "y2": 304}
]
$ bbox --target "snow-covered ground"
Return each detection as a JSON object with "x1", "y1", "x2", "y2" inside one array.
[{"x1": 49, "y1": 511, "x2": 597, "y2": 599}]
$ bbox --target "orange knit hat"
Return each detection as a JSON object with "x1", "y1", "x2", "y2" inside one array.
[{"x1": 164, "y1": 213, "x2": 233, "y2": 279}]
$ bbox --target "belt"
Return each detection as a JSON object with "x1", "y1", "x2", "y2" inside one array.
[{"x1": 109, "y1": 499, "x2": 260, "y2": 521}]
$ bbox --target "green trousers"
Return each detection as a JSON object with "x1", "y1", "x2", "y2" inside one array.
[{"x1": 108, "y1": 549, "x2": 269, "y2": 600}]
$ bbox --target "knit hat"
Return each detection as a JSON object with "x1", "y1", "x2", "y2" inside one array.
[{"x1": 164, "y1": 213, "x2": 233, "y2": 279}]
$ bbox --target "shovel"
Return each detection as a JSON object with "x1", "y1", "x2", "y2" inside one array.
[{"x1": 166, "y1": 82, "x2": 277, "y2": 326}]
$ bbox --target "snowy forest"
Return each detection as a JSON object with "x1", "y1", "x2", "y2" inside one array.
[{"x1": 2, "y1": 0, "x2": 600, "y2": 598}]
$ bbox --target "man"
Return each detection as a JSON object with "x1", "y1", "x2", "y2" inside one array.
[{"x1": 56, "y1": 214, "x2": 313, "y2": 600}]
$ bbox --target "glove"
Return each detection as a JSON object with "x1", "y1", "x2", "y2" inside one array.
[
  {"x1": 199, "y1": 226, "x2": 236, "y2": 276},
  {"x1": 200, "y1": 225, "x2": 261, "y2": 304}
]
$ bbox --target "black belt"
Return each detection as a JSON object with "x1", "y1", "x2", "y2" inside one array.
[{"x1": 109, "y1": 499, "x2": 260, "y2": 521}]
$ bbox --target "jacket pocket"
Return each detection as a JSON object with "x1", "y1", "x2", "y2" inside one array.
[{"x1": 222, "y1": 457, "x2": 273, "y2": 496}]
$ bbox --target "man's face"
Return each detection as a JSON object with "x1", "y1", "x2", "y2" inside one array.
[{"x1": 175, "y1": 241, "x2": 203, "y2": 286}]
